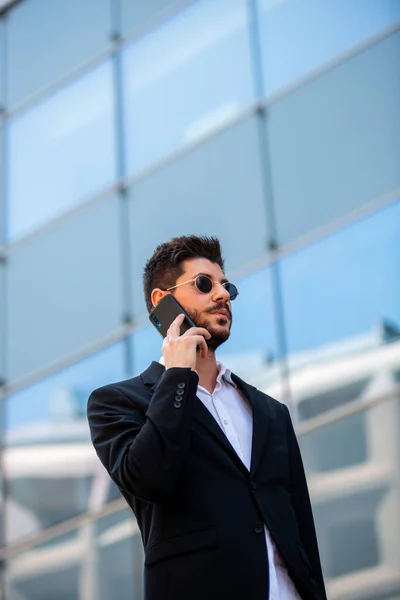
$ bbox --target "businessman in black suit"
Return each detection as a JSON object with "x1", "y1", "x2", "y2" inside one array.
[{"x1": 87, "y1": 235, "x2": 326, "y2": 600}]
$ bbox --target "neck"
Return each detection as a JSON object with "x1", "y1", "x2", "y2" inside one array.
[{"x1": 196, "y1": 350, "x2": 218, "y2": 393}]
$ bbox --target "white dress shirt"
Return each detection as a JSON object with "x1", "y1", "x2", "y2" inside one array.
[{"x1": 161, "y1": 358, "x2": 301, "y2": 599}]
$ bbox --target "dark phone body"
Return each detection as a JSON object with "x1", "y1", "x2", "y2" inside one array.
[{"x1": 149, "y1": 294, "x2": 196, "y2": 338}]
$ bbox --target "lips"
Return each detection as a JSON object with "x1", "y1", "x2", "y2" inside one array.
[{"x1": 210, "y1": 309, "x2": 230, "y2": 318}]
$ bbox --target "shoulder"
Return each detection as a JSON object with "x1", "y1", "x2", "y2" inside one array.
[{"x1": 87, "y1": 373, "x2": 149, "y2": 414}]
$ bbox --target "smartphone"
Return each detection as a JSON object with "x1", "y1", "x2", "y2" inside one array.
[{"x1": 149, "y1": 294, "x2": 196, "y2": 338}]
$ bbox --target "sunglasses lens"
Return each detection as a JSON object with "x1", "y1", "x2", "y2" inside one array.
[
  {"x1": 224, "y1": 282, "x2": 238, "y2": 300},
  {"x1": 196, "y1": 275, "x2": 213, "y2": 294}
]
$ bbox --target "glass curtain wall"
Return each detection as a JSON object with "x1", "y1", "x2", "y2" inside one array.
[{"x1": 0, "y1": 0, "x2": 399, "y2": 599}]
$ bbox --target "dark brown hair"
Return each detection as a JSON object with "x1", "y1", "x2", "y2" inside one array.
[{"x1": 143, "y1": 235, "x2": 225, "y2": 313}]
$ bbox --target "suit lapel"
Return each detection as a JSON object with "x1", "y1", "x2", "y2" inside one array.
[
  {"x1": 192, "y1": 398, "x2": 249, "y2": 475},
  {"x1": 232, "y1": 374, "x2": 272, "y2": 477},
  {"x1": 140, "y1": 362, "x2": 271, "y2": 477}
]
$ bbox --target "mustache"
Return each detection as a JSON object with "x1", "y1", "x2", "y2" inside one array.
[{"x1": 207, "y1": 303, "x2": 232, "y2": 319}]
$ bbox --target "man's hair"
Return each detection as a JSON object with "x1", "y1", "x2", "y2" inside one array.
[{"x1": 143, "y1": 235, "x2": 225, "y2": 313}]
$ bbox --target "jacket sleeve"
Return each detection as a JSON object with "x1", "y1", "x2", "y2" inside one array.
[
  {"x1": 87, "y1": 367, "x2": 199, "y2": 503},
  {"x1": 284, "y1": 405, "x2": 327, "y2": 599}
]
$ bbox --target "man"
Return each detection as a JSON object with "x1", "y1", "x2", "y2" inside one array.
[{"x1": 87, "y1": 235, "x2": 327, "y2": 600}]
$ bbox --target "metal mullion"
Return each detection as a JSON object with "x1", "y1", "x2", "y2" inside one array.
[
  {"x1": 110, "y1": 11, "x2": 134, "y2": 378},
  {"x1": 247, "y1": 0, "x2": 293, "y2": 411}
]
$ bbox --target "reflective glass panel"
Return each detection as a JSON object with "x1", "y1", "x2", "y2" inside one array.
[
  {"x1": 5, "y1": 508, "x2": 141, "y2": 600},
  {"x1": 129, "y1": 114, "x2": 269, "y2": 318},
  {"x1": 0, "y1": 15, "x2": 5, "y2": 109},
  {"x1": 131, "y1": 265, "x2": 283, "y2": 399},
  {"x1": 122, "y1": 0, "x2": 254, "y2": 174},
  {"x1": 257, "y1": 0, "x2": 400, "y2": 95},
  {"x1": 267, "y1": 31, "x2": 400, "y2": 245},
  {"x1": 4, "y1": 342, "x2": 125, "y2": 544},
  {"x1": 300, "y1": 395, "x2": 400, "y2": 597},
  {"x1": 281, "y1": 200, "x2": 400, "y2": 420},
  {"x1": 96, "y1": 508, "x2": 143, "y2": 600},
  {"x1": 7, "y1": 60, "x2": 116, "y2": 240},
  {"x1": 217, "y1": 266, "x2": 280, "y2": 389},
  {"x1": 0, "y1": 258, "x2": 4, "y2": 382},
  {"x1": 5, "y1": 530, "x2": 81, "y2": 600},
  {"x1": 120, "y1": 0, "x2": 183, "y2": 36},
  {"x1": 0, "y1": 122, "x2": 4, "y2": 245},
  {"x1": 6, "y1": 0, "x2": 112, "y2": 108},
  {"x1": 6, "y1": 195, "x2": 123, "y2": 382}
]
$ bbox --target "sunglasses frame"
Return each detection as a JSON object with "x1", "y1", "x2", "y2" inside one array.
[{"x1": 166, "y1": 275, "x2": 239, "y2": 300}]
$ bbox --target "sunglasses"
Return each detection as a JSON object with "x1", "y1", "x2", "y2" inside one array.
[{"x1": 167, "y1": 275, "x2": 239, "y2": 301}]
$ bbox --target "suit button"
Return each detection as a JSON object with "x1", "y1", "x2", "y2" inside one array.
[
  {"x1": 173, "y1": 401, "x2": 182, "y2": 409},
  {"x1": 176, "y1": 389, "x2": 184, "y2": 395},
  {"x1": 174, "y1": 396, "x2": 183, "y2": 402},
  {"x1": 177, "y1": 382, "x2": 185, "y2": 389},
  {"x1": 254, "y1": 523, "x2": 263, "y2": 534},
  {"x1": 251, "y1": 481, "x2": 257, "y2": 490}
]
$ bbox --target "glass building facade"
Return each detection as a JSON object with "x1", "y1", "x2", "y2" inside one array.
[{"x1": 0, "y1": 0, "x2": 399, "y2": 598}]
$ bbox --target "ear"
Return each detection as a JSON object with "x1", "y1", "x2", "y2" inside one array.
[{"x1": 151, "y1": 288, "x2": 169, "y2": 309}]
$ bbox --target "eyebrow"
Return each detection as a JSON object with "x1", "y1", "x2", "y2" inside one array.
[{"x1": 195, "y1": 272, "x2": 229, "y2": 284}]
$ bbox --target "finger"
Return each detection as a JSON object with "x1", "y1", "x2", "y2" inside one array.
[
  {"x1": 189, "y1": 335, "x2": 208, "y2": 357},
  {"x1": 182, "y1": 327, "x2": 211, "y2": 339},
  {"x1": 167, "y1": 313, "x2": 185, "y2": 338},
  {"x1": 199, "y1": 338, "x2": 208, "y2": 358}
]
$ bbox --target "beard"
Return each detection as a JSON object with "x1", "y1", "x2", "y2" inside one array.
[{"x1": 185, "y1": 304, "x2": 232, "y2": 351}]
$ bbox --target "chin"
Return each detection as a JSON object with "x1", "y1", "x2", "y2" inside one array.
[{"x1": 206, "y1": 324, "x2": 231, "y2": 351}]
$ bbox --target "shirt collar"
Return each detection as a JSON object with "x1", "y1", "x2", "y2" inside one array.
[{"x1": 159, "y1": 356, "x2": 236, "y2": 388}]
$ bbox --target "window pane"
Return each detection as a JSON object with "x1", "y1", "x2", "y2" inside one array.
[
  {"x1": 0, "y1": 259, "x2": 4, "y2": 382},
  {"x1": 300, "y1": 396, "x2": 400, "y2": 596},
  {"x1": 120, "y1": 0, "x2": 185, "y2": 37},
  {"x1": 129, "y1": 115, "x2": 269, "y2": 318},
  {"x1": 122, "y1": 0, "x2": 254, "y2": 174},
  {"x1": 130, "y1": 324, "x2": 164, "y2": 377},
  {"x1": 267, "y1": 31, "x2": 400, "y2": 245},
  {"x1": 7, "y1": 61, "x2": 116, "y2": 241},
  {"x1": 280, "y1": 201, "x2": 400, "y2": 422},
  {"x1": 96, "y1": 509, "x2": 143, "y2": 600},
  {"x1": 6, "y1": 195, "x2": 123, "y2": 382},
  {"x1": 300, "y1": 412, "x2": 368, "y2": 474},
  {"x1": 0, "y1": 15, "x2": 5, "y2": 109},
  {"x1": 6, "y1": 0, "x2": 112, "y2": 108},
  {"x1": 5, "y1": 508, "x2": 141, "y2": 600},
  {"x1": 4, "y1": 343, "x2": 125, "y2": 544},
  {"x1": 5, "y1": 530, "x2": 81, "y2": 600},
  {"x1": 281, "y1": 201, "x2": 400, "y2": 355},
  {"x1": 217, "y1": 266, "x2": 280, "y2": 387},
  {"x1": 257, "y1": 0, "x2": 400, "y2": 95},
  {"x1": 0, "y1": 122, "x2": 4, "y2": 245}
]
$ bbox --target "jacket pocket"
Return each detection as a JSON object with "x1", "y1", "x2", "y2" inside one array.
[{"x1": 145, "y1": 529, "x2": 217, "y2": 566}]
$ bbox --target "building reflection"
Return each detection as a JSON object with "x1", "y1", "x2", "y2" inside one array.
[{"x1": 4, "y1": 322, "x2": 400, "y2": 599}]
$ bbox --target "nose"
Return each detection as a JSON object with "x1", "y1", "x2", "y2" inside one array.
[{"x1": 212, "y1": 282, "x2": 230, "y2": 303}]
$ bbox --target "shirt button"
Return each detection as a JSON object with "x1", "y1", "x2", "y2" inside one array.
[
  {"x1": 223, "y1": 420, "x2": 228, "y2": 425},
  {"x1": 173, "y1": 401, "x2": 182, "y2": 409},
  {"x1": 254, "y1": 523, "x2": 263, "y2": 534},
  {"x1": 177, "y1": 382, "x2": 185, "y2": 389}
]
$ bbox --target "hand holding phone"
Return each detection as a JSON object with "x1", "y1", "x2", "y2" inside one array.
[
  {"x1": 162, "y1": 313, "x2": 211, "y2": 370},
  {"x1": 149, "y1": 295, "x2": 210, "y2": 370}
]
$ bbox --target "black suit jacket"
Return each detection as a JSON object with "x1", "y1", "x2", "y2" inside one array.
[{"x1": 87, "y1": 362, "x2": 327, "y2": 600}]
